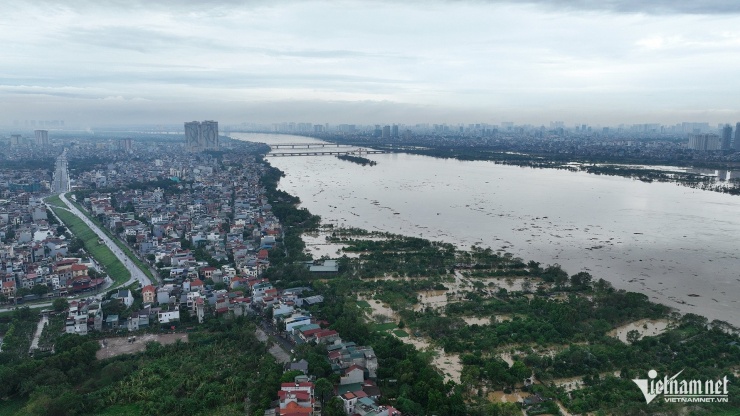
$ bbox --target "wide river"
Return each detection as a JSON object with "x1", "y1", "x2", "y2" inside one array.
[{"x1": 232, "y1": 133, "x2": 740, "y2": 326}]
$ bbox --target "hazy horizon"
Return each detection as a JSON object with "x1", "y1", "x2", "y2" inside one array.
[{"x1": 3, "y1": 0, "x2": 740, "y2": 127}]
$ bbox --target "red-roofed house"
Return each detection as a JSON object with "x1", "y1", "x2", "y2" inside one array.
[
  {"x1": 315, "y1": 329, "x2": 340, "y2": 345},
  {"x1": 190, "y1": 279, "x2": 204, "y2": 292},
  {"x1": 142, "y1": 285, "x2": 156, "y2": 304},
  {"x1": 2, "y1": 280, "x2": 16, "y2": 298},
  {"x1": 70, "y1": 264, "x2": 88, "y2": 277},
  {"x1": 340, "y1": 391, "x2": 359, "y2": 415},
  {"x1": 298, "y1": 327, "x2": 323, "y2": 343},
  {"x1": 278, "y1": 382, "x2": 316, "y2": 416},
  {"x1": 199, "y1": 266, "x2": 217, "y2": 280}
]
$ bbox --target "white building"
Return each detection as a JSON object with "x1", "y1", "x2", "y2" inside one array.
[{"x1": 158, "y1": 306, "x2": 180, "y2": 324}]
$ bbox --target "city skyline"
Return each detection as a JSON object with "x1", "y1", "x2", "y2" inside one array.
[{"x1": 2, "y1": 1, "x2": 740, "y2": 126}]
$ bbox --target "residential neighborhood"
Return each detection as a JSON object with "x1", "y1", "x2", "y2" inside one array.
[{"x1": 1, "y1": 133, "x2": 403, "y2": 416}]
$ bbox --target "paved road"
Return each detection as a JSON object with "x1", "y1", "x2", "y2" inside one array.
[
  {"x1": 0, "y1": 152, "x2": 151, "y2": 314},
  {"x1": 59, "y1": 193, "x2": 151, "y2": 288},
  {"x1": 255, "y1": 327, "x2": 291, "y2": 364},
  {"x1": 51, "y1": 149, "x2": 70, "y2": 193}
]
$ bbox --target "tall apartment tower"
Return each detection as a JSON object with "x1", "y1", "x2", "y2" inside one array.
[
  {"x1": 382, "y1": 125, "x2": 391, "y2": 139},
  {"x1": 721, "y1": 124, "x2": 733, "y2": 150},
  {"x1": 34, "y1": 130, "x2": 48, "y2": 146},
  {"x1": 200, "y1": 120, "x2": 219, "y2": 150},
  {"x1": 119, "y1": 138, "x2": 132, "y2": 153},
  {"x1": 184, "y1": 120, "x2": 219, "y2": 151},
  {"x1": 185, "y1": 121, "x2": 201, "y2": 151},
  {"x1": 735, "y1": 122, "x2": 740, "y2": 150},
  {"x1": 688, "y1": 133, "x2": 721, "y2": 151}
]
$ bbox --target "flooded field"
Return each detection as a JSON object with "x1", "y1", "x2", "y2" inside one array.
[
  {"x1": 413, "y1": 290, "x2": 449, "y2": 311},
  {"x1": 301, "y1": 230, "x2": 361, "y2": 259},
  {"x1": 608, "y1": 318, "x2": 670, "y2": 343},
  {"x1": 488, "y1": 390, "x2": 531, "y2": 403},
  {"x1": 235, "y1": 132, "x2": 740, "y2": 326},
  {"x1": 357, "y1": 295, "x2": 463, "y2": 383},
  {"x1": 551, "y1": 371, "x2": 621, "y2": 392},
  {"x1": 398, "y1": 334, "x2": 463, "y2": 384},
  {"x1": 463, "y1": 316, "x2": 491, "y2": 326}
]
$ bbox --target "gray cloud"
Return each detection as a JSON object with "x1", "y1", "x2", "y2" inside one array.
[
  {"x1": 62, "y1": 27, "x2": 191, "y2": 53},
  {"x1": 2, "y1": 0, "x2": 740, "y2": 126},
  {"x1": 60, "y1": 25, "x2": 394, "y2": 60},
  {"x1": 472, "y1": 0, "x2": 740, "y2": 14},
  {"x1": 16, "y1": 0, "x2": 740, "y2": 15}
]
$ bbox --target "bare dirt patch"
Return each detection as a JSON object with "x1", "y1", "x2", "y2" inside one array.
[
  {"x1": 609, "y1": 318, "x2": 669, "y2": 343},
  {"x1": 96, "y1": 333, "x2": 188, "y2": 360},
  {"x1": 488, "y1": 390, "x2": 531, "y2": 403},
  {"x1": 463, "y1": 316, "x2": 491, "y2": 326}
]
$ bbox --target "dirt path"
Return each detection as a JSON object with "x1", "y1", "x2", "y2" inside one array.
[{"x1": 29, "y1": 314, "x2": 49, "y2": 353}]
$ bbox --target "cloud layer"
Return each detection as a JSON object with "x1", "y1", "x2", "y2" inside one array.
[{"x1": 2, "y1": 0, "x2": 740, "y2": 126}]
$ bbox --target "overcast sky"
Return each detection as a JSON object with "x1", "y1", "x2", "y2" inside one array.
[{"x1": 2, "y1": 0, "x2": 740, "y2": 127}]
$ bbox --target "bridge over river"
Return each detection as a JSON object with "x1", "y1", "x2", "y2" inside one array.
[
  {"x1": 266, "y1": 142, "x2": 353, "y2": 149},
  {"x1": 266, "y1": 147, "x2": 389, "y2": 157}
]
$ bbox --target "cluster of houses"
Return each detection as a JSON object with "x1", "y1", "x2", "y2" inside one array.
[
  {"x1": 0, "y1": 191, "x2": 84, "y2": 300},
  {"x1": 258, "y1": 282, "x2": 400, "y2": 416},
  {"x1": 1, "y1": 236, "x2": 106, "y2": 303},
  {"x1": 81, "y1": 151, "x2": 281, "y2": 281},
  {"x1": 61, "y1": 263, "x2": 333, "y2": 336},
  {"x1": 4, "y1": 140, "x2": 399, "y2": 415},
  {"x1": 269, "y1": 374, "x2": 400, "y2": 416}
]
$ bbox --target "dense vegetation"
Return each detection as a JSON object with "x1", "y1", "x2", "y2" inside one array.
[
  {"x1": 336, "y1": 154, "x2": 377, "y2": 166},
  {"x1": 258, "y1": 163, "x2": 474, "y2": 415},
  {"x1": 257, "y1": 160, "x2": 740, "y2": 413},
  {"x1": 310, "y1": 232, "x2": 740, "y2": 414},
  {"x1": 0, "y1": 315, "x2": 279, "y2": 416},
  {"x1": 3, "y1": 155, "x2": 737, "y2": 416}
]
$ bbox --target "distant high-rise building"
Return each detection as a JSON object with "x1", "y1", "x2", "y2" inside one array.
[
  {"x1": 201, "y1": 120, "x2": 219, "y2": 150},
  {"x1": 688, "y1": 133, "x2": 721, "y2": 151},
  {"x1": 185, "y1": 121, "x2": 201, "y2": 151},
  {"x1": 119, "y1": 138, "x2": 132, "y2": 153},
  {"x1": 10, "y1": 134, "x2": 21, "y2": 146},
  {"x1": 184, "y1": 120, "x2": 219, "y2": 151},
  {"x1": 682, "y1": 122, "x2": 710, "y2": 134},
  {"x1": 721, "y1": 124, "x2": 732, "y2": 150},
  {"x1": 34, "y1": 130, "x2": 48, "y2": 146},
  {"x1": 735, "y1": 122, "x2": 740, "y2": 150},
  {"x1": 382, "y1": 125, "x2": 390, "y2": 139},
  {"x1": 337, "y1": 124, "x2": 356, "y2": 133},
  {"x1": 391, "y1": 125, "x2": 399, "y2": 138}
]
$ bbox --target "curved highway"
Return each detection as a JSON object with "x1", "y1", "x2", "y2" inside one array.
[
  {"x1": 58, "y1": 192, "x2": 151, "y2": 288},
  {"x1": 0, "y1": 153, "x2": 152, "y2": 314}
]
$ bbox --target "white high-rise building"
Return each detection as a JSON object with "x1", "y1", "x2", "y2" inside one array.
[
  {"x1": 687, "y1": 133, "x2": 721, "y2": 151},
  {"x1": 34, "y1": 130, "x2": 48, "y2": 146},
  {"x1": 201, "y1": 120, "x2": 219, "y2": 150},
  {"x1": 185, "y1": 121, "x2": 201, "y2": 151},
  {"x1": 184, "y1": 120, "x2": 219, "y2": 151}
]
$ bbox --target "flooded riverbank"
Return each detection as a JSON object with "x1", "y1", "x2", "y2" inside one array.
[{"x1": 232, "y1": 133, "x2": 740, "y2": 326}]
